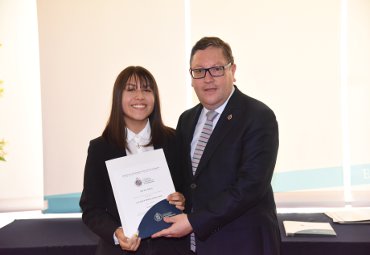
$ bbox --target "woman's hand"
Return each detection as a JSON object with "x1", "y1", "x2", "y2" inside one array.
[
  {"x1": 115, "y1": 227, "x2": 141, "y2": 251},
  {"x1": 167, "y1": 192, "x2": 185, "y2": 211}
]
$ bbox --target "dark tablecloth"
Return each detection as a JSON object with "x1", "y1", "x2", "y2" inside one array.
[
  {"x1": 1, "y1": 214, "x2": 370, "y2": 255},
  {"x1": 278, "y1": 213, "x2": 370, "y2": 255},
  {"x1": 0, "y1": 218, "x2": 98, "y2": 255}
]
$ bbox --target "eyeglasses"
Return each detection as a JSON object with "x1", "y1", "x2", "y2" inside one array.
[{"x1": 189, "y1": 63, "x2": 232, "y2": 79}]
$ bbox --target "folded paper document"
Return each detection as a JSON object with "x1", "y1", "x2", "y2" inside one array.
[
  {"x1": 283, "y1": 221, "x2": 337, "y2": 236},
  {"x1": 325, "y1": 209, "x2": 370, "y2": 224}
]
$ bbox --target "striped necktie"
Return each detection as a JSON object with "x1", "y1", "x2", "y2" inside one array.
[
  {"x1": 192, "y1": 110, "x2": 218, "y2": 175},
  {"x1": 190, "y1": 110, "x2": 218, "y2": 253}
]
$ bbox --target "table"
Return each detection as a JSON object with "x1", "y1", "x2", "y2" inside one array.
[
  {"x1": 1, "y1": 214, "x2": 369, "y2": 255},
  {"x1": 0, "y1": 218, "x2": 98, "y2": 255},
  {"x1": 278, "y1": 213, "x2": 370, "y2": 255}
]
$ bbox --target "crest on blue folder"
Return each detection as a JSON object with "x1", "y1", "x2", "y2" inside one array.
[{"x1": 138, "y1": 199, "x2": 181, "y2": 238}]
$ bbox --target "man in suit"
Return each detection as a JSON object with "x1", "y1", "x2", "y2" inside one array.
[{"x1": 152, "y1": 37, "x2": 280, "y2": 255}]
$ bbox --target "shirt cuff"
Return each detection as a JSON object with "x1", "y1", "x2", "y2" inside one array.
[{"x1": 113, "y1": 227, "x2": 122, "y2": 245}]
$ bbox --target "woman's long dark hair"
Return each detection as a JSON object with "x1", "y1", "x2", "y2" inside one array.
[{"x1": 102, "y1": 66, "x2": 174, "y2": 150}]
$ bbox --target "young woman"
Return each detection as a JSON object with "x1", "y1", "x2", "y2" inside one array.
[{"x1": 80, "y1": 66, "x2": 189, "y2": 255}]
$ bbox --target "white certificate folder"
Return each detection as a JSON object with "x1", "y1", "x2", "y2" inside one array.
[
  {"x1": 106, "y1": 149, "x2": 181, "y2": 238},
  {"x1": 283, "y1": 221, "x2": 337, "y2": 236}
]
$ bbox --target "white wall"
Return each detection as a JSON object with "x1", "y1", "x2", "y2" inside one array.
[
  {"x1": 37, "y1": 0, "x2": 370, "y2": 206},
  {"x1": 0, "y1": 0, "x2": 44, "y2": 212},
  {"x1": 37, "y1": 0, "x2": 188, "y2": 196},
  {"x1": 191, "y1": 0, "x2": 343, "y2": 172},
  {"x1": 190, "y1": 0, "x2": 348, "y2": 207},
  {"x1": 0, "y1": 0, "x2": 369, "y2": 212},
  {"x1": 348, "y1": 0, "x2": 370, "y2": 205}
]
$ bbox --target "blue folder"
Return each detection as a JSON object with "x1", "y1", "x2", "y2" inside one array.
[{"x1": 138, "y1": 199, "x2": 182, "y2": 239}]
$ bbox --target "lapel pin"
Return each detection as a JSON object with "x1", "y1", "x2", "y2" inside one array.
[{"x1": 227, "y1": 114, "x2": 233, "y2": 120}]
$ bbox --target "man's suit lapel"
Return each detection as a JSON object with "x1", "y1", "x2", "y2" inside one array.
[
  {"x1": 194, "y1": 89, "x2": 241, "y2": 177},
  {"x1": 183, "y1": 105, "x2": 203, "y2": 177},
  {"x1": 186, "y1": 105, "x2": 203, "y2": 146}
]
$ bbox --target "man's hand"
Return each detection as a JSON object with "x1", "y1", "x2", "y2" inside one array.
[{"x1": 151, "y1": 214, "x2": 193, "y2": 238}]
